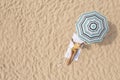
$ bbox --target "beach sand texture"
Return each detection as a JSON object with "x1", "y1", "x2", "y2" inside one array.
[{"x1": 0, "y1": 0, "x2": 120, "y2": 80}]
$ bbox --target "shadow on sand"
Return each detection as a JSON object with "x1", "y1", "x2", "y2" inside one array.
[{"x1": 98, "y1": 21, "x2": 118, "y2": 46}]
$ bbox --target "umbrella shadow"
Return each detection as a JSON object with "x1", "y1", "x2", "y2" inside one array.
[
  {"x1": 83, "y1": 44, "x2": 91, "y2": 50},
  {"x1": 98, "y1": 21, "x2": 118, "y2": 46}
]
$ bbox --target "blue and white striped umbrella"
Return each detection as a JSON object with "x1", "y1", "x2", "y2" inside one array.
[{"x1": 76, "y1": 11, "x2": 109, "y2": 44}]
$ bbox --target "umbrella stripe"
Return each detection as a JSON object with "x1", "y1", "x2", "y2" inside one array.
[
  {"x1": 79, "y1": 15, "x2": 106, "y2": 39},
  {"x1": 89, "y1": 23, "x2": 97, "y2": 30},
  {"x1": 88, "y1": 21, "x2": 99, "y2": 32},
  {"x1": 82, "y1": 16, "x2": 104, "y2": 37},
  {"x1": 76, "y1": 11, "x2": 108, "y2": 43},
  {"x1": 82, "y1": 23, "x2": 98, "y2": 37}
]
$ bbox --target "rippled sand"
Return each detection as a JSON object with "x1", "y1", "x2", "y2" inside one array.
[{"x1": 0, "y1": 0, "x2": 120, "y2": 80}]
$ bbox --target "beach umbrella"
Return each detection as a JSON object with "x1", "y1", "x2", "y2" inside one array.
[{"x1": 76, "y1": 11, "x2": 109, "y2": 44}]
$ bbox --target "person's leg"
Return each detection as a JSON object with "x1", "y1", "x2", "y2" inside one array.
[{"x1": 67, "y1": 50, "x2": 74, "y2": 65}]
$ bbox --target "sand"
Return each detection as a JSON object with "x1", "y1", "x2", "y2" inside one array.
[{"x1": 0, "y1": 0, "x2": 120, "y2": 80}]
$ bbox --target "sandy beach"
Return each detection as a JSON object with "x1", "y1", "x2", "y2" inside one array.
[{"x1": 0, "y1": 0, "x2": 120, "y2": 80}]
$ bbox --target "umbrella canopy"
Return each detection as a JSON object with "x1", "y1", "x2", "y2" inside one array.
[{"x1": 76, "y1": 11, "x2": 109, "y2": 44}]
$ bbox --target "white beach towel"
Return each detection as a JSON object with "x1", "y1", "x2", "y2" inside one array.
[{"x1": 65, "y1": 33, "x2": 84, "y2": 61}]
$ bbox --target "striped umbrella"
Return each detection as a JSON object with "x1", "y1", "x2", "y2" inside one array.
[{"x1": 76, "y1": 11, "x2": 109, "y2": 44}]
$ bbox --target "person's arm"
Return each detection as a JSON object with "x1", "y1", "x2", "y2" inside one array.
[{"x1": 71, "y1": 38, "x2": 75, "y2": 44}]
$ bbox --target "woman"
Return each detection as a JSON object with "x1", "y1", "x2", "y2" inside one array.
[{"x1": 67, "y1": 39, "x2": 85, "y2": 65}]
